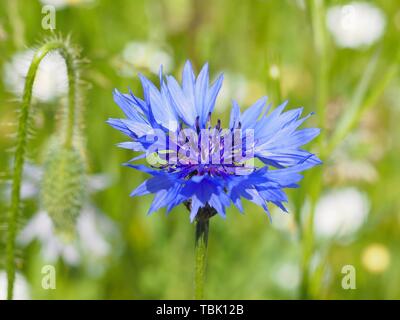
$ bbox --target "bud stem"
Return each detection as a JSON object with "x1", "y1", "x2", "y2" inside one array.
[
  {"x1": 194, "y1": 211, "x2": 210, "y2": 300},
  {"x1": 6, "y1": 37, "x2": 81, "y2": 299}
]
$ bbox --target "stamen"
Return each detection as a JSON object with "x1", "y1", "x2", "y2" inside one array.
[
  {"x1": 207, "y1": 111, "x2": 212, "y2": 123},
  {"x1": 216, "y1": 119, "x2": 221, "y2": 130},
  {"x1": 195, "y1": 116, "x2": 200, "y2": 133}
]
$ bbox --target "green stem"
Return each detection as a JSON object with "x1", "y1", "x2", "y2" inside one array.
[
  {"x1": 309, "y1": 0, "x2": 328, "y2": 148},
  {"x1": 6, "y1": 0, "x2": 25, "y2": 49},
  {"x1": 325, "y1": 50, "x2": 398, "y2": 157},
  {"x1": 194, "y1": 215, "x2": 209, "y2": 300},
  {"x1": 299, "y1": 0, "x2": 328, "y2": 299},
  {"x1": 6, "y1": 38, "x2": 80, "y2": 299},
  {"x1": 299, "y1": 169, "x2": 322, "y2": 299}
]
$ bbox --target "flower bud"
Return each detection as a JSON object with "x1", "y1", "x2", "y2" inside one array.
[{"x1": 41, "y1": 144, "x2": 86, "y2": 240}]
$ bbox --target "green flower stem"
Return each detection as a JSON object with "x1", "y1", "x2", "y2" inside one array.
[
  {"x1": 309, "y1": 0, "x2": 328, "y2": 148},
  {"x1": 6, "y1": 0, "x2": 25, "y2": 49},
  {"x1": 299, "y1": 0, "x2": 328, "y2": 300},
  {"x1": 6, "y1": 38, "x2": 80, "y2": 299},
  {"x1": 194, "y1": 215, "x2": 209, "y2": 300},
  {"x1": 325, "y1": 50, "x2": 399, "y2": 157},
  {"x1": 299, "y1": 168, "x2": 322, "y2": 299}
]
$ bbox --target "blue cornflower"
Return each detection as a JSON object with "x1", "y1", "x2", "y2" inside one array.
[{"x1": 108, "y1": 61, "x2": 321, "y2": 221}]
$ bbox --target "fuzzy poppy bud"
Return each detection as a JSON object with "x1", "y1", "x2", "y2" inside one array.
[{"x1": 41, "y1": 144, "x2": 86, "y2": 240}]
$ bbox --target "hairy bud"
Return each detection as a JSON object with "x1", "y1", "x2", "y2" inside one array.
[{"x1": 41, "y1": 144, "x2": 86, "y2": 239}]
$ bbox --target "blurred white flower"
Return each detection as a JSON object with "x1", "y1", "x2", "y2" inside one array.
[
  {"x1": 314, "y1": 187, "x2": 369, "y2": 239},
  {"x1": 272, "y1": 262, "x2": 300, "y2": 291},
  {"x1": 215, "y1": 72, "x2": 248, "y2": 113},
  {"x1": 16, "y1": 163, "x2": 43, "y2": 199},
  {"x1": 5, "y1": 163, "x2": 118, "y2": 268},
  {"x1": 326, "y1": 2, "x2": 386, "y2": 49},
  {"x1": 19, "y1": 211, "x2": 79, "y2": 265},
  {"x1": 18, "y1": 206, "x2": 114, "y2": 266},
  {"x1": 39, "y1": 0, "x2": 69, "y2": 8},
  {"x1": 120, "y1": 41, "x2": 173, "y2": 76},
  {"x1": 39, "y1": 0, "x2": 95, "y2": 10},
  {"x1": 0, "y1": 272, "x2": 30, "y2": 300},
  {"x1": 3, "y1": 50, "x2": 68, "y2": 102},
  {"x1": 1, "y1": 163, "x2": 42, "y2": 201},
  {"x1": 2, "y1": 163, "x2": 112, "y2": 200}
]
